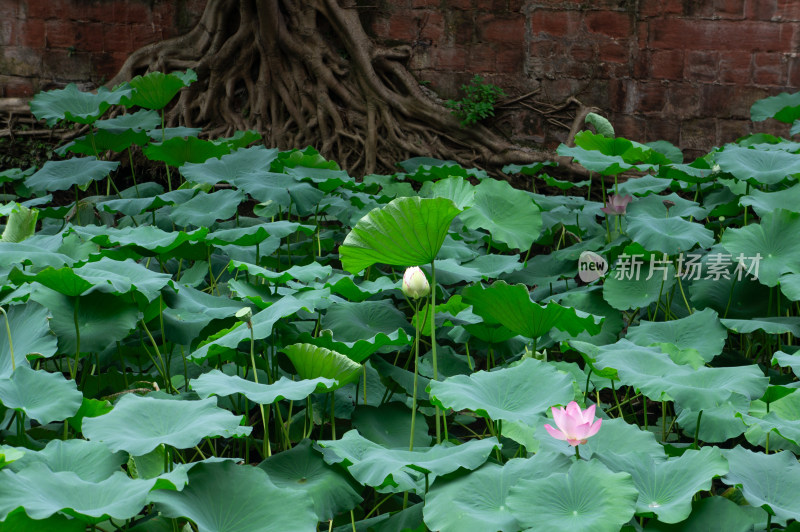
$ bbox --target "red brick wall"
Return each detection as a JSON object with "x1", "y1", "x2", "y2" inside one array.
[{"x1": 3, "y1": 0, "x2": 799, "y2": 158}]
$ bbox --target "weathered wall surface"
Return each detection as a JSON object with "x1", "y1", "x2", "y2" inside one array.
[{"x1": 3, "y1": 0, "x2": 799, "y2": 157}]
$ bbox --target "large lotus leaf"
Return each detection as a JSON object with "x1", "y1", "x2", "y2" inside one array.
[
  {"x1": 458, "y1": 178, "x2": 542, "y2": 251},
  {"x1": 95, "y1": 109, "x2": 161, "y2": 132},
  {"x1": 144, "y1": 136, "x2": 229, "y2": 168},
  {"x1": 720, "y1": 316, "x2": 800, "y2": 336},
  {"x1": 0, "y1": 464, "x2": 156, "y2": 523},
  {"x1": 258, "y1": 439, "x2": 361, "y2": 522},
  {"x1": 0, "y1": 367, "x2": 81, "y2": 424},
  {"x1": 317, "y1": 430, "x2": 498, "y2": 491},
  {"x1": 674, "y1": 394, "x2": 749, "y2": 443},
  {"x1": 24, "y1": 157, "x2": 119, "y2": 196},
  {"x1": 151, "y1": 460, "x2": 317, "y2": 532},
  {"x1": 30, "y1": 288, "x2": 138, "y2": 354},
  {"x1": 603, "y1": 263, "x2": 676, "y2": 311},
  {"x1": 0, "y1": 242, "x2": 73, "y2": 270},
  {"x1": 73, "y1": 257, "x2": 173, "y2": 301},
  {"x1": 125, "y1": 69, "x2": 196, "y2": 110},
  {"x1": 161, "y1": 285, "x2": 246, "y2": 345},
  {"x1": 423, "y1": 452, "x2": 572, "y2": 532},
  {"x1": 644, "y1": 496, "x2": 761, "y2": 532},
  {"x1": 340, "y1": 196, "x2": 460, "y2": 274},
  {"x1": 738, "y1": 410, "x2": 800, "y2": 448},
  {"x1": 424, "y1": 176, "x2": 476, "y2": 209},
  {"x1": 428, "y1": 358, "x2": 574, "y2": 425},
  {"x1": 722, "y1": 446, "x2": 800, "y2": 524},
  {"x1": 170, "y1": 189, "x2": 245, "y2": 227},
  {"x1": 98, "y1": 189, "x2": 195, "y2": 216},
  {"x1": 600, "y1": 447, "x2": 728, "y2": 524},
  {"x1": 286, "y1": 166, "x2": 352, "y2": 193},
  {"x1": 9, "y1": 439, "x2": 125, "y2": 482},
  {"x1": 583, "y1": 340, "x2": 768, "y2": 410},
  {"x1": 281, "y1": 343, "x2": 361, "y2": 388},
  {"x1": 351, "y1": 402, "x2": 432, "y2": 448},
  {"x1": 299, "y1": 327, "x2": 411, "y2": 364},
  {"x1": 574, "y1": 130, "x2": 670, "y2": 165},
  {"x1": 233, "y1": 172, "x2": 324, "y2": 216},
  {"x1": 626, "y1": 215, "x2": 714, "y2": 255},
  {"x1": 30, "y1": 83, "x2": 132, "y2": 126},
  {"x1": 547, "y1": 287, "x2": 625, "y2": 346},
  {"x1": 463, "y1": 281, "x2": 602, "y2": 340},
  {"x1": 688, "y1": 256, "x2": 771, "y2": 319},
  {"x1": 0, "y1": 302, "x2": 55, "y2": 377},
  {"x1": 557, "y1": 144, "x2": 641, "y2": 175},
  {"x1": 82, "y1": 395, "x2": 250, "y2": 455},
  {"x1": 772, "y1": 350, "x2": 800, "y2": 377},
  {"x1": 9, "y1": 266, "x2": 93, "y2": 297},
  {"x1": 740, "y1": 183, "x2": 800, "y2": 217},
  {"x1": 751, "y1": 91, "x2": 800, "y2": 123},
  {"x1": 70, "y1": 224, "x2": 208, "y2": 257},
  {"x1": 321, "y1": 299, "x2": 410, "y2": 342},
  {"x1": 716, "y1": 145, "x2": 800, "y2": 185},
  {"x1": 207, "y1": 220, "x2": 313, "y2": 246},
  {"x1": 0, "y1": 510, "x2": 86, "y2": 532},
  {"x1": 191, "y1": 369, "x2": 335, "y2": 404},
  {"x1": 626, "y1": 308, "x2": 727, "y2": 367},
  {"x1": 322, "y1": 275, "x2": 399, "y2": 302},
  {"x1": 228, "y1": 260, "x2": 329, "y2": 285},
  {"x1": 60, "y1": 128, "x2": 149, "y2": 155},
  {"x1": 189, "y1": 295, "x2": 315, "y2": 361},
  {"x1": 506, "y1": 458, "x2": 638, "y2": 532}
]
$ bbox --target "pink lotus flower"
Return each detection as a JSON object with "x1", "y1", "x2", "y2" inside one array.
[
  {"x1": 601, "y1": 194, "x2": 633, "y2": 215},
  {"x1": 544, "y1": 401, "x2": 602, "y2": 446}
]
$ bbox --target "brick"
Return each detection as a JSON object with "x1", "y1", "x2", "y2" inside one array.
[
  {"x1": 1, "y1": 46, "x2": 41, "y2": 77},
  {"x1": 702, "y1": 85, "x2": 770, "y2": 119},
  {"x1": 645, "y1": 116, "x2": 681, "y2": 144},
  {"x1": 650, "y1": 49, "x2": 684, "y2": 80},
  {"x1": 41, "y1": 49, "x2": 92, "y2": 81},
  {"x1": 0, "y1": 19, "x2": 16, "y2": 47},
  {"x1": 775, "y1": 0, "x2": 800, "y2": 21},
  {"x1": 530, "y1": 9, "x2": 582, "y2": 38},
  {"x1": 685, "y1": 51, "x2": 719, "y2": 82},
  {"x1": 432, "y1": 45, "x2": 467, "y2": 70},
  {"x1": 21, "y1": 18, "x2": 46, "y2": 48},
  {"x1": 103, "y1": 23, "x2": 132, "y2": 53},
  {"x1": 639, "y1": 0, "x2": 682, "y2": 17},
  {"x1": 25, "y1": 0, "x2": 53, "y2": 19},
  {"x1": 386, "y1": 12, "x2": 419, "y2": 41},
  {"x1": 613, "y1": 114, "x2": 647, "y2": 142},
  {"x1": 0, "y1": 2, "x2": 18, "y2": 19},
  {"x1": 599, "y1": 41, "x2": 628, "y2": 63},
  {"x1": 496, "y1": 47, "x2": 523, "y2": 73},
  {"x1": 45, "y1": 19, "x2": 78, "y2": 49},
  {"x1": 747, "y1": 0, "x2": 777, "y2": 20},
  {"x1": 719, "y1": 51, "x2": 752, "y2": 83},
  {"x1": 92, "y1": 51, "x2": 129, "y2": 79},
  {"x1": 713, "y1": 0, "x2": 746, "y2": 19},
  {"x1": 680, "y1": 118, "x2": 718, "y2": 151},
  {"x1": 0, "y1": 75, "x2": 35, "y2": 98},
  {"x1": 467, "y1": 45, "x2": 496, "y2": 72},
  {"x1": 636, "y1": 82, "x2": 668, "y2": 113},
  {"x1": 752, "y1": 52, "x2": 785, "y2": 85},
  {"x1": 585, "y1": 11, "x2": 631, "y2": 39},
  {"x1": 75, "y1": 22, "x2": 106, "y2": 53},
  {"x1": 665, "y1": 83, "x2": 702, "y2": 119},
  {"x1": 419, "y1": 11, "x2": 445, "y2": 42},
  {"x1": 788, "y1": 55, "x2": 800, "y2": 86},
  {"x1": 479, "y1": 14, "x2": 525, "y2": 44},
  {"x1": 717, "y1": 118, "x2": 751, "y2": 144},
  {"x1": 650, "y1": 19, "x2": 794, "y2": 52}
]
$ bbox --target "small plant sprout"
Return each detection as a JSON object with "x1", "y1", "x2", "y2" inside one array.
[
  {"x1": 545, "y1": 401, "x2": 603, "y2": 457},
  {"x1": 402, "y1": 266, "x2": 430, "y2": 300}
]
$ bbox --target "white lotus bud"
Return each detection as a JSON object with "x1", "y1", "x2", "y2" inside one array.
[{"x1": 402, "y1": 267, "x2": 430, "y2": 299}]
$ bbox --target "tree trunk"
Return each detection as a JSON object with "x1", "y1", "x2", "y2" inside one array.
[{"x1": 108, "y1": 0, "x2": 564, "y2": 176}]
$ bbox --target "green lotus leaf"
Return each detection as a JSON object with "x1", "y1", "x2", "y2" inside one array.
[
  {"x1": 317, "y1": 429, "x2": 498, "y2": 492},
  {"x1": 463, "y1": 280, "x2": 602, "y2": 340},
  {"x1": 228, "y1": 260, "x2": 330, "y2": 285},
  {"x1": 161, "y1": 285, "x2": 246, "y2": 346},
  {"x1": 257, "y1": 439, "x2": 362, "y2": 522},
  {"x1": 751, "y1": 91, "x2": 800, "y2": 123},
  {"x1": 82, "y1": 394, "x2": 250, "y2": 455},
  {"x1": 722, "y1": 446, "x2": 800, "y2": 525},
  {"x1": 547, "y1": 287, "x2": 625, "y2": 346},
  {"x1": 30, "y1": 288, "x2": 139, "y2": 354},
  {"x1": 424, "y1": 176, "x2": 476, "y2": 209},
  {"x1": 189, "y1": 295, "x2": 314, "y2": 361},
  {"x1": 458, "y1": 178, "x2": 542, "y2": 251},
  {"x1": 657, "y1": 161, "x2": 714, "y2": 185},
  {"x1": 30, "y1": 83, "x2": 132, "y2": 126},
  {"x1": 125, "y1": 69, "x2": 196, "y2": 110},
  {"x1": 626, "y1": 216, "x2": 714, "y2": 255},
  {"x1": 151, "y1": 460, "x2": 317, "y2": 532},
  {"x1": 617, "y1": 174, "x2": 671, "y2": 196},
  {"x1": 59, "y1": 128, "x2": 149, "y2": 155},
  {"x1": 144, "y1": 136, "x2": 229, "y2": 168},
  {"x1": 147, "y1": 126, "x2": 202, "y2": 141},
  {"x1": 720, "y1": 316, "x2": 800, "y2": 336},
  {"x1": 557, "y1": 144, "x2": 640, "y2": 175},
  {"x1": 281, "y1": 343, "x2": 361, "y2": 389},
  {"x1": 0, "y1": 367, "x2": 81, "y2": 424},
  {"x1": 207, "y1": 220, "x2": 314, "y2": 246},
  {"x1": 340, "y1": 196, "x2": 460, "y2": 274},
  {"x1": 191, "y1": 369, "x2": 336, "y2": 404},
  {"x1": 0, "y1": 510, "x2": 86, "y2": 532},
  {"x1": 574, "y1": 130, "x2": 670, "y2": 165},
  {"x1": 740, "y1": 183, "x2": 800, "y2": 216},
  {"x1": 600, "y1": 447, "x2": 728, "y2": 524},
  {"x1": 644, "y1": 496, "x2": 761, "y2": 532},
  {"x1": 585, "y1": 340, "x2": 768, "y2": 410},
  {"x1": 534, "y1": 414, "x2": 665, "y2": 459},
  {"x1": 0, "y1": 464, "x2": 155, "y2": 523},
  {"x1": 95, "y1": 109, "x2": 161, "y2": 132},
  {"x1": 24, "y1": 157, "x2": 119, "y2": 196},
  {"x1": 422, "y1": 452, "x2": 572, "y2": 532},
  {"x1": 169, "y1": 189, "x2": 245, "y2": 227},
  {"x1": 506, "y1": 458, "x2": 638, "y2": 532},
  {"x1": 738, "y1": 410, "x2": 800, "y2": 448},
  {"x1": 179, "y1": 145, "x2": 277, "y2": 184},
  {"x1": 674, "y1": 394, "x2": 749, "y2": 443},
  {"x1": 626, "y1": 308, "x2": 727, "y2": 367},
  {"x1": 323, "y1": 275, "x2": 400, "y2": 302},
  {"x1": 299, "y1": 327, "x2": 411, "y2": 364},
  {"x1": 286, "y1": 166, "x2": 352, "y2": 193},
  {"x1": 603, "y1": 263, "x2": 676, "y2": 311},
  {"x1": 0, "y1": 302, "x2": 55, "y2": 377},
  {"x1": 428, "y1": 358, "x2": 574, "y2": 425},
  {"x1": 716, "y1": 145, "x2": 800, "y2": 185},
  {"x1": 1, "y1": 204, "x2": 37, "y2": 243},
  {"x1": 98, "y1": 189, "x2": 195, "y2": 216},
  {"x1": 321, "y1": 299, "x2": 410, "y2": 342},
  {"x1": 232, "y1": 172, "x2": 324, "y2": 216},
  {"x1": 70, "y1": 224, "x2": 208, "y2": 256},
  {"x1": 8, "y1": 439, "x2": 125, "y2": 482},
  {"x1": 772, "y1": 350, "x2": 800, "y2": 377},
  {"x1": 351, "y1": 402, "x2": 432, "y2": 449}
]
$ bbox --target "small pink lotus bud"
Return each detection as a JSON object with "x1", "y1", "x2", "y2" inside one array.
[{"x1": 402, "y1": 267, "x2": 430, "y2": 299}]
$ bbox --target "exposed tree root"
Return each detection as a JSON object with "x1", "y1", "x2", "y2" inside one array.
[{"x1": 104, "y1": 0, "x2": 593, "y2": 177}]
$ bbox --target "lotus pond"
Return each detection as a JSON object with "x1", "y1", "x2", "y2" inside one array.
[{"x1": 1, "y1": 72, "x2": 800, "y2": 531}]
